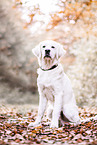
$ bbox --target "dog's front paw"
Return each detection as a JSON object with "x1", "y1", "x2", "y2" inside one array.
[
  {"x1": 50, "y1": 121, "x2": 58, "y2": 128},
  {"x1": 28, "y1": 122, "x2": 40, "y2": 128}
]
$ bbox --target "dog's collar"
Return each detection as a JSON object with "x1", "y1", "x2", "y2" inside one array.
[{"x1": 40, "y1": 64, "x2": 58, "y2": 71}]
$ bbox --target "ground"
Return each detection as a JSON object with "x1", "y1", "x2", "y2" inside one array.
[{"x1": 0, "y1": 105, "x2": 97, "y2": 144}]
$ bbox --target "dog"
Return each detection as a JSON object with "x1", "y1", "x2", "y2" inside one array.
[{"x1": 28, "y1": 40, "x2": 97, "y2": 128}]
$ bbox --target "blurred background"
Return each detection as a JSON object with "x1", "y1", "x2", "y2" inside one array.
[{"x1": 0, "y1": 0, "x2": 97, "y2": 108}]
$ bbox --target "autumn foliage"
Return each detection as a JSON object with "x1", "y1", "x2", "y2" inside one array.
[
  {"x1": 47, "y1": 0, "x2": 97, "y2": 30},
  {"x1": 13, "y1": 0, "x2": 97, "y2": 30},
  {"x1": 0, "y1": 107, "x2": 97, "y2": 144}
]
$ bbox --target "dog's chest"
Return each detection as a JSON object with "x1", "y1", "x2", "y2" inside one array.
[
  {"x1": 42, "y1": 85, "x2": 55, "y2": 102},
  {"x1": 37, "y1": 70, "x2": 55, "y2": 88}
]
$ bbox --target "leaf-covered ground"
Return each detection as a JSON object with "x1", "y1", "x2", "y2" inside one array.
[{"x1": 0, "y1": 105, "x2": 97, "y2": 145}]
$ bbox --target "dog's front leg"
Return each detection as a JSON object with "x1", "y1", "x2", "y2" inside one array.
[
  {"x1": 50, "y1": 93, "x2": 62, "y2": 128},
  {"x1": 28, "y1": 95, "x2": 47, "y2": 127}
]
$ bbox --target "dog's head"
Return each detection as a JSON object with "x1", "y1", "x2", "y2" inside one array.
[{"x1": 32, "y1": 40, "x2": 66, "y2": 69}]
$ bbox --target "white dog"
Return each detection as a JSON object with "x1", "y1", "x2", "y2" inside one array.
[{"x1": 28, "y1": 40, "x2": 81, "y2": 128}]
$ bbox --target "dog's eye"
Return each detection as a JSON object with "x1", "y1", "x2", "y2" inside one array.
[
  {"x1": 42, "y1": 46, "x2": 46, "y2": 48},
  {"x1": 51, "y1": 46, "x2": 55, "y2": 48}
]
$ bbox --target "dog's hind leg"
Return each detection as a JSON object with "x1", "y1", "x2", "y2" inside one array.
[{"x1": 62, "y1": 104, "x2": 81, "y2": 125}]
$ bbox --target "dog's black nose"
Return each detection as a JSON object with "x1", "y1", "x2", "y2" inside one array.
[{"x1": 45, "y1": 49, "x2": 50, "y2": 55}]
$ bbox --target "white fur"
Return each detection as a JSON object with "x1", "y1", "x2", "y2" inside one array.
[{"x1": 29, "y1": 40, "x2": 81, "y2": 128}]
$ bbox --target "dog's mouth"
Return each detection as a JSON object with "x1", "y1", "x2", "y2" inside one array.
[{"x1": 44, "y1": 55, "x2": 52, "y2": 59}]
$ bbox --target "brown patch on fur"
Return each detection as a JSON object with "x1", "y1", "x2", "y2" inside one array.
[{"x1": 59, "y1": 71, "x2": 63, "y2": 75}]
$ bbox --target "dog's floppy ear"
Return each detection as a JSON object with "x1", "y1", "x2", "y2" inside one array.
[
  {"x1": 32, "y1": 44, "x2": 41, "y2": 57},
  {"x1": 57, "y1": 44, "x2": 66, "y2": 59}
]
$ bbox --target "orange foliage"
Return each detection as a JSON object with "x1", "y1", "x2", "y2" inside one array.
[
  {"x1": 46, "y1": 14, "x2": 62, "y2": 30},
  {"x1": 46, "y1": 0, "x2": 97, "y2": 30},
  {"x1": 13, "y1": 0, "x2": 97, "y2": 30}
]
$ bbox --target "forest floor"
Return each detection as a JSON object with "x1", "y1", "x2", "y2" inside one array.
[{"x1": 0, "y1": 105, "x2": 97, "y2": 144}]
